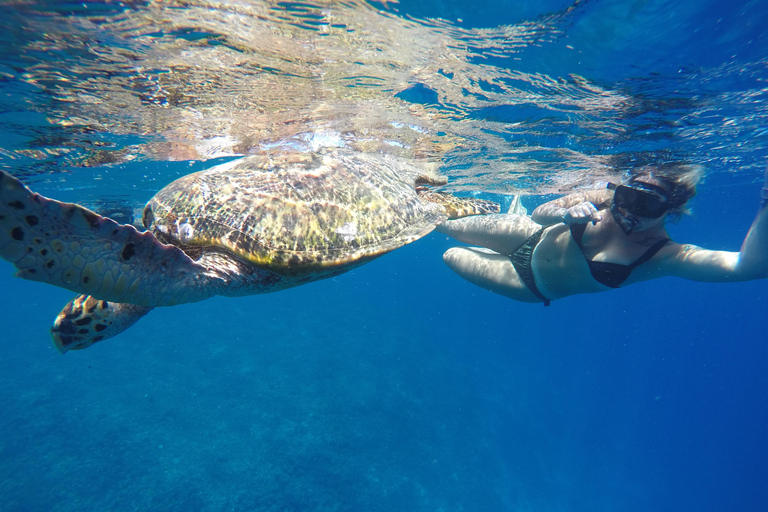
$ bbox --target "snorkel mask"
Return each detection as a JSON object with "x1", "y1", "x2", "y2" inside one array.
[{"x1": 607, "y1": 181, "x2": 671, "y2": 234}]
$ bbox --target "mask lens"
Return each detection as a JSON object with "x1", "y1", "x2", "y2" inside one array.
[
  {"x1": 613, "y1": 184, "x2": 669, "y2": 218},
  {"x1": 613, "y1": 186, "x2": 636, "y2": 209}
]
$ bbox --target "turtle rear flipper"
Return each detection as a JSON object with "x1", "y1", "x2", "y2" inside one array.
[
  {"x1": 417, "y1": 189, "x2": 500, "y2": 219},
  {"x1": 0, "y1": 170, "x2": 222, "y2": 307},
  {"x1": 51, "y1": 294, "x2": 153, "y2": 353}
]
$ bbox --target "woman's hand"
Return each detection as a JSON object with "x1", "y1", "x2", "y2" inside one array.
[
  {"x1": 762, "y1": 165, "x2": 768, "y2": 202},
  {"x1": 563, "y1": 201, "x2": 601, "y2": 225},
  {"x1": 531, "y1": 189, "x2": 611, "y2": 226}
]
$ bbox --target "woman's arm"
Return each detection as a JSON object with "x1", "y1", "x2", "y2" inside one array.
[
  {"x1": 664, "y1": 170, "x2": 768, "y2": 282},
  {"x1": 531, "y1": 189, "x2": 612, "y2": 226}
]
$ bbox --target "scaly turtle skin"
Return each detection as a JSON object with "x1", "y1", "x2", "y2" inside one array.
[{"x1": 0, "y1": 147, "x2": 498, "y2": 353}]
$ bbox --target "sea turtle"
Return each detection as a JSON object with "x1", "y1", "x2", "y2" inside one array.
[{"x1": 0, "y1": 147, "x2": 498, "y2": 353}]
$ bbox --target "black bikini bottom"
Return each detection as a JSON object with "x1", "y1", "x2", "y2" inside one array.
[{"x1": 509, "y1": 227, "x2": 551, "y2": 306}]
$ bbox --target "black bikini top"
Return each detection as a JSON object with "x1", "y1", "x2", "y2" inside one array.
[{"x1": 569, "y1": 223, "x2": 670, "y2": 288}]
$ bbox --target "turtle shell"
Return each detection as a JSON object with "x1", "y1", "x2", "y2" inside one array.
[{"x1": 142, "y1": 148, "x2": 446, "y2": 274}]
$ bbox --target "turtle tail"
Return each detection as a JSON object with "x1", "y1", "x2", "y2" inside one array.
[
  {"x1": 51, "y1": 294, "x2": 153, "y2": 353},
  {"x1": 417, "y1": 189, "x2": 500, "y2": 219}
]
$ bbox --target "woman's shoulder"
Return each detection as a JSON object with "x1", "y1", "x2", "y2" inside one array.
[{"x1": 646, "y1": 239, "x2": 710, "y2": 272}]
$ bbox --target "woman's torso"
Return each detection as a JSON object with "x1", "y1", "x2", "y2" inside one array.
[{"x1": 531, "y1": 210, "x2": 676, "y2": 299}]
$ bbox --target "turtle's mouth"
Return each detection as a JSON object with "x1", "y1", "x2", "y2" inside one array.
[
  {"x1": 148, "y1": 223, "x2": 205, "y2": 260},
  {"x1": 178, "y1": 244, "x2": 204, "y2": 260}
]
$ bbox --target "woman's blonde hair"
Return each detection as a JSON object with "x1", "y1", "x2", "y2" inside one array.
[{"x1": 629, "y1": 163, "x2": 703, "y2": 218}]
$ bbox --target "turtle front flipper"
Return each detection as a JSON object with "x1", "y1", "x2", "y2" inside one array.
[
  {"x1": 51, "y1": 294, "x2": 153, "y2": 353},
  {"x1": 417, "y1": 189, "x2": 500, "y2": 219},
  {"x1": 0, "y1": 170, "x2": 223, "y2": 307}
]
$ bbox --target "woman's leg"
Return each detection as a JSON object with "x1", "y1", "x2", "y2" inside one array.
[
  {"x1": 434, "y1": 213, "x2": 542, "y2": 256},
  {"x1": 442, "y1": 246, "x2": 544, "y2": 303},
  {"x1": 436, "y1": 214, "x2": 548, "y2": 303}
]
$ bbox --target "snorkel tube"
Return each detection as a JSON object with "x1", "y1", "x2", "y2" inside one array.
[
  {"x1": 607, "y1": 182, "x2": 640, "y2": 234},
  {"x1": 610, "y1": 203, "x2": 639, "y2": 235}
]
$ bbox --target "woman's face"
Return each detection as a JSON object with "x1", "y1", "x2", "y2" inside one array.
[
  {"x1": 628, "y1": 211, "x2": 667, "y2": 231},
  {"x1": 611, "y1": 177, "x2": 673, "y2": 233}
]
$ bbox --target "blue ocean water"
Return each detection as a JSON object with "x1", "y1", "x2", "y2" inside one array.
[{"x1": 1, "y1": 1, "x2": 767, "y2": 511}]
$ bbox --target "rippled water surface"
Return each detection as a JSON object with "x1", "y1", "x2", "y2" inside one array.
[
  {"x1": 2, "y1": 0, "x2": 767, "y2": 194},
  {"x1": 1, "y1": 1, "x2": 767, "y2": 511}
]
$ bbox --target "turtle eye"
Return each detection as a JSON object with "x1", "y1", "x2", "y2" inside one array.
[{"x1": 178, "y1": 222, "x2": 194, "y2": 243}]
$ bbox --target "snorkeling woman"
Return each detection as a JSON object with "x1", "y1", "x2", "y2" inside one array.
[{"x1": 436, "y1": 165, "x2": 768, "y2": 305}]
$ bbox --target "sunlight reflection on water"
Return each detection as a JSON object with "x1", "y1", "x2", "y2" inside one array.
[{"x1": 0, "y1": 0, "x2": 766, "y2": 199}]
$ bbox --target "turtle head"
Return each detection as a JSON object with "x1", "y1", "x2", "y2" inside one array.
[{"x1": 142, "y1": 202, "x2": 197, "y2": 247}]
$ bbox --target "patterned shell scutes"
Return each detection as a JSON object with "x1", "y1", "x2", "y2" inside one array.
[{"x1": 143, "y1": 148, "x2": 447, "y2": 273}]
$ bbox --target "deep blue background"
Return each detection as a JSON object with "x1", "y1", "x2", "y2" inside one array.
[{"x1": 1, "y1": 178, "x2": 766, "y2": 511}]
